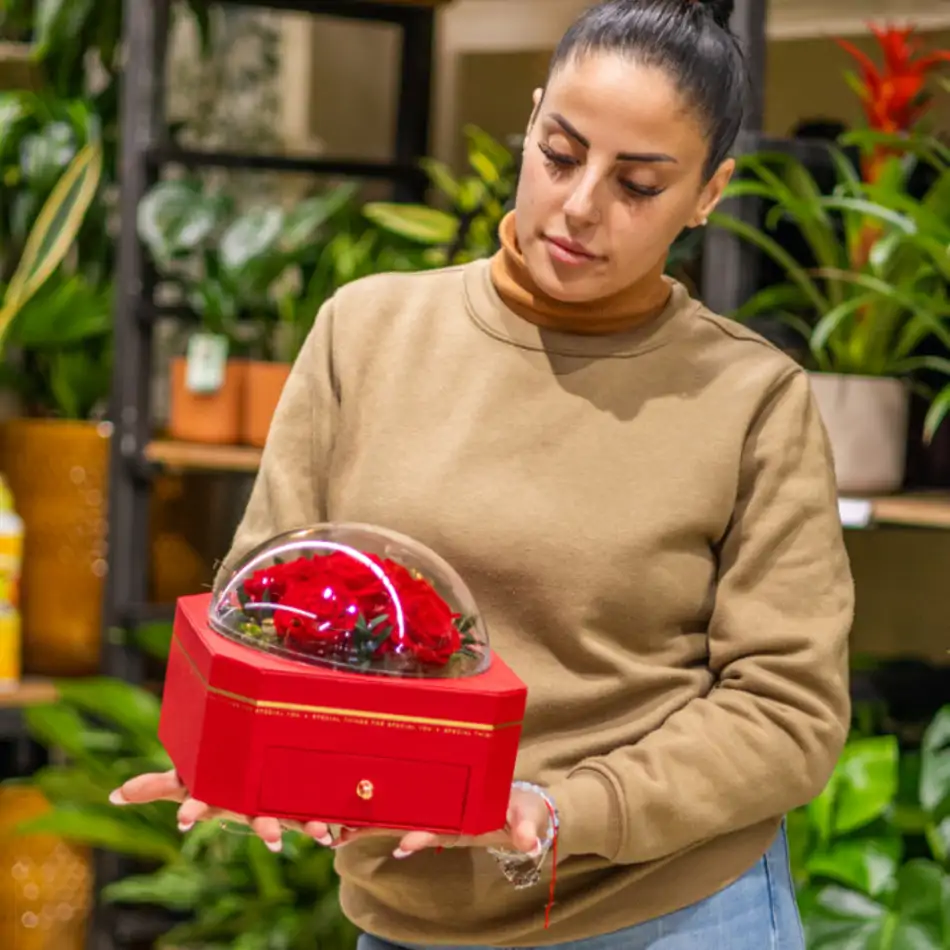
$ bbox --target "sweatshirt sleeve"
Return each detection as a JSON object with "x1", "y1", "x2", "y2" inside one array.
[
  {"x1": 551, "y1": 368, "x2": 854, "y2": 864},
  {"x1": 214, "y1": 299, "x2": 339, "y2": 583}
]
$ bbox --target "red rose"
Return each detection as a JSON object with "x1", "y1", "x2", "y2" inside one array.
[
  {"x1": 243, "y1": 566, "x2": 287, "y2": 602},
  {"x1": 273, "y1": 578, "x2": 360, "y2": 646},
  {"x1": 390, "y1": 577, "x2": 461, "y2": 667}
]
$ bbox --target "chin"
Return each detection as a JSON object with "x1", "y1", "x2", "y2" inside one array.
[{"x1": 531, "y1": 257, "x2": 617, "y2": 304}]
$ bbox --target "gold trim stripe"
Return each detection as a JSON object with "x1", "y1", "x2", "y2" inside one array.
[{"x1": 172, "y1": 635, "x2": 522, "y2": 733}]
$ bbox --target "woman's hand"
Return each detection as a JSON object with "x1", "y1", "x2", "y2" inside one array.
[
  {"x1": 335, "y1": 783, "x2": 552, "y2": 859},
  {"x1": 109, "y1": 770, "x2": 334, "y2": 853}
]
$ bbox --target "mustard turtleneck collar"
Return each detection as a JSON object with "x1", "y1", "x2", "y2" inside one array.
[{"x1": 489, "y1": 211, "x2": 672, "y2": 336}]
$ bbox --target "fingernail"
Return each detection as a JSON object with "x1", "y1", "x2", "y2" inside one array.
[
  {"x1": 317, "y1": 834, "x2": 333, "y2": 846},
  {"x1": 108, "y1": 790, "x2": 128, "y2": 806},
  {"x1": 178, "y1": 821, "x2": 194, "y2": 833},
  {"x1": 266, "y1": 839, "x2": 283, "y2": 853},
  {"x1": 392, "y1": 848, "x2": 413, "y2": 860}
]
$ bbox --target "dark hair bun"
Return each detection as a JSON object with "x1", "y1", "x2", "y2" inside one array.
[{"x1": 699, "y1": 0, "x2": 734, "y2": 29}]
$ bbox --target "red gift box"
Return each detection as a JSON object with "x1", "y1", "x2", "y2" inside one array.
[{"x1": 157, "y1": 526, "x2": 527, "y2": 836}]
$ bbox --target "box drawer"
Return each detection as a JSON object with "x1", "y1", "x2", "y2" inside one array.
[{"x1": 257, "y1": 746, "x2": 470, "y2": 831}]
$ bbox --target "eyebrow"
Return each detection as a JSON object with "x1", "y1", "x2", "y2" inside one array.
[{"x1": 549, "y1": 113, "x2": 678, "y2": 164}]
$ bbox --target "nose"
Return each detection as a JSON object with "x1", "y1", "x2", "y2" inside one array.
[{"x1": 562, "y1": 170, "x2": 601, "y2": 225}]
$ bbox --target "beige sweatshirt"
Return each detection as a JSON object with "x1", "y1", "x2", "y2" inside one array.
[{"x1": 219, "y1": 253, "x2": 854, "y2": 946}]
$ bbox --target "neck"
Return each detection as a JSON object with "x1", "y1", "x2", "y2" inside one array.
[{"x1": 490, "y1": 212, "x2": 671, "y2": 336}]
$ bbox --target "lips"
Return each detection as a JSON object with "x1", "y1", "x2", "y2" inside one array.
[{"x1": 545, "y1": 235, "x2": 596, "y2": 259}]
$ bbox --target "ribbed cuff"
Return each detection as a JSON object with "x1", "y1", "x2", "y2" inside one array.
[{"x1": 548, "y1": 767, "x2": 621, "y2": 860}]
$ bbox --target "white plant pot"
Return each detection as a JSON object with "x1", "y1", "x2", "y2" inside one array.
[{"x1": 807, "y1": 372, "x2": 910, "y2": 495}]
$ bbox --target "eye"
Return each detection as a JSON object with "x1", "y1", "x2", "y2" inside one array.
[
  {"x1": 621, "y1": 180, "x2": 664, "y2": 199},
  {"x1": 538, "y1": 142, "x2": 578, "y2": 169}
]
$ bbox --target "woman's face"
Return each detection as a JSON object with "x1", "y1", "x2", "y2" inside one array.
[{"x1": 515, "y1": 54, "x2": 734, "y2": 302}]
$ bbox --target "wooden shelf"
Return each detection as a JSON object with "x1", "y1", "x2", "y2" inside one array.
[
  {"x1": 0, "y1": 678, "x2": 58, "y2": 708},
  {"x1": 0, "y1": 678, "x2": 57, "y2": 739},
  {"x1": 145, "y1": 440, "x2": 262, "y2": 474},
  {"x1": 839, "y1": 494, "x2": 950, "y2": 530}
]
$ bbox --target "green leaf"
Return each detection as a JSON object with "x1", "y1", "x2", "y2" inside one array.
[
  {"x1": 420, "y1": 158, "x2": 461, "y2": 202},
  {"x1": 137, "y1": 180, "x2": 226, "y2": 265},
  {"x1": 279, "y1": 186, "x2": 356, "y2": 254},
  {"x1": 920, "y1": 707, "x2": 950, "y2": 816},
  {"x1": 708, "y1": 210, "x2": 828, "y2": 316},
  {"x1": 810, "y1": 294, "x2": 875, "y2": 366},
  {"x1": 464, "y1": 125, "x2": 513, "y2": 177},
  {"x1": 27, "y1": 765, "x2": 113, "y2": 808},
  {"x1": 363, "y1": 203, "x2": 458, "y2": 245},
  {"x1": 0, "y1": 141, "x2": 103, "y2": 349},
  {"x1": 806, "y1": 837, "x2": 901, "y2": 898},
  {"x1": 809, "y1": 771, "x2": 839, "y2": 846},
  {"x1": 23, "y1": 703, "x2": 120, "y2": 766},
  {"x1": 219, "y1": 206, "x2": 285, "y2": 274},
  {"x1": 103, "y1": 865, "x2": 206, "y2": 910},
  {"x1": 54, "y1": 677, "x2": 163, "y2": 752},
  {"x1": 833, "y1": 735, "x2": 899, "y2": 835},
  {"x1": 5, "y1": 274, "x2": 112, "y2": 348},
  {"x1": 15, "y1": 806, "x2": 181, "y2": 862},
  {"x1": 815, "y1": 883, "x2": 888, "y2": 920},
  {"x1": 924, "y1": 386, "x2": 950, "y2": 445},
  {"x1": 0, "y1": 93, "x2": 27, "y2": 144},
  {"x1": 818, "y1": 196, "x2": 918, "y2": 235}
]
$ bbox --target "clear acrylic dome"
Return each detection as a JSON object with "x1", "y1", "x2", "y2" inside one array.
[{"x1": 209, "y1": 523, "x2": 490, "y2": 678}]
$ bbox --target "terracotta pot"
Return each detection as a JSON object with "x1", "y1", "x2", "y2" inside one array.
[
  {"x1": 241, "y1": 360, "x2": 291, "y2": 448},
  {"x1": 168, "y1": 357, "x2": 245, "y2": 445},
  {"x1": 808, "y1": 372, "x2": 910, "y2": 495},
  {"x1": 0, "y1": 782, "x2": 92, "y2": 950},
  {"x1": 0, "y1": 419, "x2": 110, "y2": 676}
]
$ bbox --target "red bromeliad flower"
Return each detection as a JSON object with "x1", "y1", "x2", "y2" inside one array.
[{"x1": 836, "y1": 23, "x2": 950, "y2": 179}]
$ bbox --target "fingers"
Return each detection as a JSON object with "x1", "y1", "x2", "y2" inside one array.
[
  {"x1": 251, "y1": 816, "x2": 284, "y2": 853},
  {"x1": 110, "y1": 770, "x2": 185, "y2": 806},
  {"x1": 176, "y1": 797, "x2": 213, "y2": 832},
  {"x1": 506, "y1": 794, "x2": 548, "y2": 854},
  {"x1": 393, "y1": 831, "x2": 443, "y2": 859},
  {"x1": 302, "y1": 821, "x2": 333, "y2": 846},
  {"x1": 509, "y1": 815, "x2": 541, "y2": 854}
]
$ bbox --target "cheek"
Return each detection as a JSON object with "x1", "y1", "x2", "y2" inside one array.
[
  {"x1": 515, "y1": 151, "x2": 562, "y2": 218},
  {"x1": 614, "y1": 190, "x2": 699, "y2": 244}
]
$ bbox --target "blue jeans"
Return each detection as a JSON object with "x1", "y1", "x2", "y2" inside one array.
[{"x1": 357, "y1": 824, "x2": 805, "y2": 949}]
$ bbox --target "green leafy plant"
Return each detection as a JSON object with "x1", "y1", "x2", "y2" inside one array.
[
  {"x1": 789, "y1": 708, "x2": 950, "y2": 948},
  {"x1": 137, "y1": 179, "x2": 365, "y2": 361},
  {"x1": 364, "y1": 125, "x2": 516, "y2": 265},
  {"x1": 711, "y1": 133, "x2": 950, "y2": 440},
  {"x1": 5, "y1": 628, "x2": 356, "y2": 950},
  {"x1": 0, "y1": 137, "x2": 112, "y2": 418}
]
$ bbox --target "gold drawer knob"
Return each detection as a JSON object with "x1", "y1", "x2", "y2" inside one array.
[{"x1": 356, "y1": 779, "x2": 374, "y2": 800}]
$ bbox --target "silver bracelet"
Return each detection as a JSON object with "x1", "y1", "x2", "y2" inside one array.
[{"x1": 487, "y1": 781, "x2": 559, "y2": 889}]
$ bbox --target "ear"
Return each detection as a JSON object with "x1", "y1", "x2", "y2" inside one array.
[
  {"x1": 687, "y1": 157, "x2": 735, "y2": 228},
  {"x1": 525, "y1": 87, "x2": 544, "y2": 139}
]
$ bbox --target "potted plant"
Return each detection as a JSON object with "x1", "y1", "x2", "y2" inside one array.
[
  {"x1": 712, "y1": 139, "x2": 950, "y2": 495},
  {"x1": 710, "y1": 24, "x2": 950, "y2": 495},
  {"x1": 0, "y1": 135, "x2": 113, "y2": 676},
  {"x1": 137, "y1": 179, "x2": 359, "y2": 446}
]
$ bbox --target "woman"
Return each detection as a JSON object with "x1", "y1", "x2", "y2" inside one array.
[{"x1": 112, "y1": 0, "x2": 853, "y2": 947}]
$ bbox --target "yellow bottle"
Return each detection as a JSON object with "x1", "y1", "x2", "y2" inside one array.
[{"x1": 0, "y1": 474, "x2": 24, "y2": 691}]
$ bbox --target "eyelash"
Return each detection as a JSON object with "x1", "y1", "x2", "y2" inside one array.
[{"x1": 537, "y1": 142, "x2": 664, "y2": 199}]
